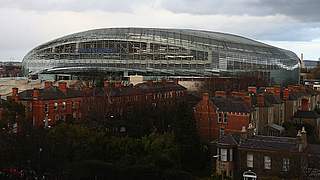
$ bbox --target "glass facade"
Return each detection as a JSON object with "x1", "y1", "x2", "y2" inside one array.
[{"x1": 22, "y1": 28, "x2": 300, "y2": 84}]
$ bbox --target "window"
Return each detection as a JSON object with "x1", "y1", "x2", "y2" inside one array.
[
  {"x1": 218, "y1": 112, "x2": 223, "y2": 123},
  {"x1": 223, "y1": 113, "x2": 228, "y2": 123},
  {"x1": 264, "y1": 156, "x2": 271, "y2": 169},
  {"x1": 247, "y1": 154, "x2": 253, "y2": 168},
  {"x1": 221, "y1": 149, "x2": 227, "y2": 162},
  {"x1": 282, "y1": 158, "x2": 290, "y2": 172},
  {"x1": 229, "y1": 149, "x2": 233, "y2": 161},
  {"x1": 72, "y1": 101, "x2": 76, "y2": 109},
  {"x1": 219, "y1": 128, "x2": 225, "y2": 137},
  {"x1": 55, "y1": 114, "x2": 59, "y2": 121},
  {"x1": 62, "y1": 102, "x2": 66, "y2": 110},
  {"x1": 44, "y1": 104, "x2": 49, "y2": 113},
  {"x1": 54, "y1": 102, "x2": 58, "y2": 111}
]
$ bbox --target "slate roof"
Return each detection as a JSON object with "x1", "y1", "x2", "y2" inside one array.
[
  {"x1": 212, "y1": 96, "x2": 251, "y2": 113},
  {"x1": 18, "y1": 87, "x2": 84, "y2": 100},
  {"x1": 238, "y1": 135, "x2": 299, "y2": 152},
  {"x1": 217, "y1": 134, "x2": 240, "y2": 146},
  {"x1": 217, "y1": 134, "x2": 300, "y2": 152},
  {"x1": 294, "y1": 110, "x2": 320, "y2": 119},
  {"x1": 18, "y1": 81, "x2": 186, "y2": 100}
]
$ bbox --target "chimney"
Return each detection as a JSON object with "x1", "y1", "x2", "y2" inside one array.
[
  {"x1": 12, "y1": 88, "x2": 19, "y2": 102},
  {"x1": 300, "y1": 53, "x2": 305, "y2": 68},
  {"x1": 58, "y1": 81, "x2": 67, "y2": 93},
  {"x1": 257, "y1": 94, "x2": 265, "y2": 107},
  {"x1": 283, "y1": 88, "x2": 289, "y2": 100},
  {"x1": 274, "y1": 86, "x2": 281, "y2": 98},
  {"x1": 248, "y1": 86, "x2": 257, "y2": 94},
  {"x1": 12, "y1": 87, "x2": 18, "y2": 97},
  {"x1": 33, "y1": 88, "x2": 40, "y2": 100},
  {"x1": 240, "y1": 126, "x2": 247, "y2": 140},
  {"x1": 44, "y1": 81, "x2": 53, "y2": 89},
  {"x1": 215, "y1": 91, "x2": 226, "y2": 97},
  {"x1": 202, "y1": 93, "x2": 209, "y2": 102}
]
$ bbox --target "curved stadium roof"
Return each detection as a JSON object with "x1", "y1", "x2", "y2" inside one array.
[{"x1": 23, "y1": 27, "x2": 300, "y2": 84}]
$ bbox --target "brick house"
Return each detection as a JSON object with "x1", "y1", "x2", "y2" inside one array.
[
  {"x1": 215, "y1": 127, "x2": 320, "y2": 179},
  {"x1": 11, "y1": 81, "x2": 83, "y2": 128},
  {"x1": 194, "y1": 92, "x2": 252, "y2": 142}
]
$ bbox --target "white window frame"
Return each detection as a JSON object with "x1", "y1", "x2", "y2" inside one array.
[
  {"x1": 247, "y1": 154, "x2": 253, "y2": 168},
  {"x1": 264, "y1": 156, "x2": 271, "y2": 169},
  {"x1": 221, "y1": 148, "x2": 227, "y2": 162},
  {"x1": 223, "y1": 113, "x2": 228, "y2": 123},
  {"x1": 218, "y1": 112, "x2": 223, "y2": 123},
  {"x1": 282, "y1": 158, "x2": 290, "y2": 172}
]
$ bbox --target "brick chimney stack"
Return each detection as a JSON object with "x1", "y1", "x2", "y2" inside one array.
[
  {"x1": 274, "y1": 86, "x2": 281, "y2": 98},
  {"x1": 248, "y1": 86, "x2": 257, "y2": 94},
  {"x1": 283, "y1": 88, "x2": 289, "y2": 100},
  {"x1": 12, "y1": 88, "x2": 19, "y2": 102},
  {"x1": 202, "y1": 93, "x2": 209, "y2": 102},
  {"x1": 215, "y1": 91, "x2": 226, "y2": 97},
  {"x1": 44, "y1": 81, "x2": 53, "y2": 89},
  {"x1": 240, "y1": 126, "x2": 248, "y2": 140},
  {"x1": 33, "y1": 88, "x2": 40, "y2": 100},
  {"x1": 58, "y1": 82, "x2": 67, "y2": 93}
]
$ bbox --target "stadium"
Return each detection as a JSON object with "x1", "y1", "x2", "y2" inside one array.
[{"x1": 22, "y1": 28, "x2": 300, "y2": 84}]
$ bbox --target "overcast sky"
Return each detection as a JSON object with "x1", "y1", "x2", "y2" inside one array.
[{"x1": 0, "y1": 0, "x2": 319, "y2": 61}]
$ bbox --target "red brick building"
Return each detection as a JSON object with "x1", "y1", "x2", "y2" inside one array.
[
  {"x1": 11, "y1": 81, "x2": 83, "y2": 127},
  {"x1": 194, "y1": 92, "x2": 252, "y2": 142},
  {"x1": 10, "y1": 80, "x2": 186, "y2": 128}
]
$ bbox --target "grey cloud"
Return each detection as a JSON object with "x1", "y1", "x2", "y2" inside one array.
[
  {"x1": 0, "y1": 0, "x2": 153, "y2": 12},
  {"x1": 160, "y1": 0, "x2": 320, "y2": 22}
]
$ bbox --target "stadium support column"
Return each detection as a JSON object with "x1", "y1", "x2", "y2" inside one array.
[{"x1": 124, "y1": 70, "x2": 128, "y2": 77}]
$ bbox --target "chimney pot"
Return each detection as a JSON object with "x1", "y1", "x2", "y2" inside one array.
[{"x1": 58, "y1": 81, "x2": 67, "y2": 93}]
